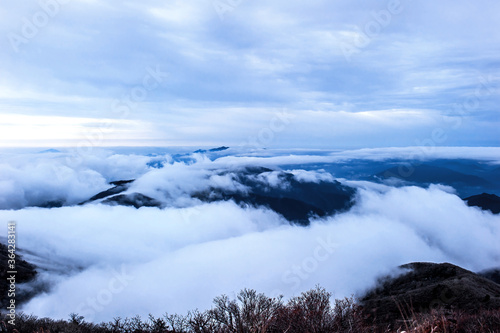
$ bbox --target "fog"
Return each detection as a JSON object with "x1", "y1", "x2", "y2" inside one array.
[
  {"x1": 0, "y1": 148, "x2": 499, "y2": 322},
  {"x1": 3, "y1": 146, "x2": 500, "y2": 209}
]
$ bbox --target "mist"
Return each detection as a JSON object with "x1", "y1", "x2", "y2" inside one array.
[{"x1": 0, "y1": 148, "x2": 499, "y2": 322}]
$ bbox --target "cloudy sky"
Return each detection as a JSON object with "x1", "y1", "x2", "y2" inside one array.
[{"x1": 1, "y1": 0, "x2": 499, "y2": 148}]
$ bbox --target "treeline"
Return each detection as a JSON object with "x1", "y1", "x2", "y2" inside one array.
[{"x1": 1, "y1": 286, "x2": 499, "y2": 333}]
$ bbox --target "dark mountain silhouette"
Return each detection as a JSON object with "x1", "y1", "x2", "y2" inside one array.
[
  {"x1": 464, "y1": 193, "x2": 500, "y2": 214},
  {"x1": 77, "y1": 167, "x2": 355, "y2": 224},
  {"x1": 290, "y1": 159, "x2": 500, "y2": 195},
  {"x1": 102, "y1": 193, "x2": 162, "y2": 209},
  {"x1": 38, "y1": 200, "x2": 65, "y2": 208},
  {"x1": 374, "y1": 163, "x2": 494, "y2": 197},
  {"x1": 361, "y1": 262, "x2": 500, "y2": 326},
  {"x1": 192, "y1": 167, "x2": 355, "y2": 225},
  {"x1": 79, "y1": 180, "x2": 161, "y2": 209},
  {"x1": 377, "y1": 164, "x2": 489, "y2": 186},
  {"x1": 79, "y1": 180, "x2": 135, "y2": 205},
  {"x1": 194, "y1": 146, "x2": 230, "y2": 153}
]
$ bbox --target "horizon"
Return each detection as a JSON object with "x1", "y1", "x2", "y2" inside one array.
[
  {"x1": 1, "y1": 0, "x2": 499, "y2": 328},
  {"x1": 1, "y1": 146, "x2": 500, "y2": 322}
]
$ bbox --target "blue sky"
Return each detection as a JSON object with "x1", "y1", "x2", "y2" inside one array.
[{"x1": 0, "y1": 0, "x2": 499, "y2": 148}]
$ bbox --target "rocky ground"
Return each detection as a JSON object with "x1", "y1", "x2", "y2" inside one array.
[{"x1": 360, "y1": 262, "x2": 500, "y2": 328}]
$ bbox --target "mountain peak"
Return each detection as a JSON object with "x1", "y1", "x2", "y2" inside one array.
[{"x1": 465, "y1": 193, "x2": 500, "y2": 214}]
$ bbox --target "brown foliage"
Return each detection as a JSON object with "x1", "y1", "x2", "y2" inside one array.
[{"x1": 0, "y1": 287, "x2": 499, "y2": 333}]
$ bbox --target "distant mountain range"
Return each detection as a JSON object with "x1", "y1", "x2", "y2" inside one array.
[
  {"x1": 11, "y1": 153, "x2": 499, "y2": 218},
  {"x1": 194, "y1": 146, "x2": 230, "y2": 153},
  {"x1": 280, "y1": 158, "x2": 500, "y2": 198},
  {"x1": 373, "y1": 162, "x2": 500, "y2": 198},
  {"x1": 79, "y1": 167, "x2": 356, "y2": 225},
  {"x1": 192, "y1": 167, "x2": 355, "y2": 225},
  {"x1": 73, "y1": 158, "x2": 500, "y2": 219},
  {"x1": 376, "y1": 164, "x2": 490, "y2": 187}
]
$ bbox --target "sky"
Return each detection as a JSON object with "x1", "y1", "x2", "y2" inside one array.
[
  {"x1": 0, "y1": 0, "x2": 499, "y2": 148},
  {"x1": 1, "y1": 1, "x2": 499, "y2": 323}
]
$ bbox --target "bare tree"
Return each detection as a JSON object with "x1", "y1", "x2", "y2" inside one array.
[
  {"x1": 283, "y1": 285, "x2": 333, "y2": 333},
  {"x1": 164, "y1": 313, "x2": 189, "y2": 333},
  {"x1": 187, "y1": 309, "x2": 219, "y2": 333},
  {"x1": 210, "y1": 289, "x2": 283, "y2": 333}
]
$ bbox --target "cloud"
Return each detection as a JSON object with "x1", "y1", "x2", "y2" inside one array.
[
  {"x1": 0, "y1": 150, "x2": 152, "y2": 209},
  {"x1": 2, "y1": 146, "x2": 499, "y2": 209},
  {"x1": 1, "y1": 1, "x2": 499, "y2": 147},
  {"x1": 288, "y1": 169, "x2": 335, "y2": 183},
  {"x1": 0, "y1": 150, "x2": 499, "y2": 322},
  {"x1": 214, "y1": 146, "x2": 500, "y2": 168}
]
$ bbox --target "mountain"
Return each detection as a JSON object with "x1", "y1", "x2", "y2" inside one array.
[
  {"x1": 194, "y1": 146, "x2": 230, "y2": 153},
  {"x1": 79, "y1": 179, "x2": 161, "y2": 208},
  {"x1": 376, "y1": 164, "x2": 489, "y2": 186},
  {"x1": 37, "y1": 149, "x2": 61, "y2": 154},
  {"x1": 361, "y1": 262, "x2": 500, "y2": 326},
  {"x1": 79, "y1": 180, "x2": 135, "y2": 205},
  {"x1": 479, "y1": 268, "x2": 500, "y2": 285},
  {"x1": 375, "y1": 163, "x2": 493, "y2": 197},
  {"x1": 102, "y1": 193, "x2": 162, "y2": 209},
  {"x1": 78, "y1": 167, "x2": 356, "y2": 225},
  {"x1": 193, "y1": 167, "x2": 355, "y2": 225},
  {"x1": 464, "y1": 193, "x2": 500, "y2": 214}
]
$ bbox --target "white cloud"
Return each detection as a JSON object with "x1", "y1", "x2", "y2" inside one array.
[
  {"x1": 1, "y1": 1, "x2": 499, "y2": 147},
  {"x1": 289, "y1": 169, "x2": 335, "y2": 183},
  {"x1": 0, "y1": 150, "x2": 152, "y2": 209},
  {"x1": 1, "y1": 183, "x2": 498, "y2": 322},
  {"x1": 213, "y1": 146, "x2": 500, "y2": 168},
  {"x1": 0, "y1": 149, "x2": 499, "y2": 322},
  {"x1": 2, "y1": 146, "x2": 499, "y2": 209}
]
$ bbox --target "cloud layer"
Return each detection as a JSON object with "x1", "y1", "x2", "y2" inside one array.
[
  {"x1": 1, "y1": 184, "x2": 498, "y2": 322},
  {"x1": 0, "y1": 148, "x2": 499, "y2": 322},
  {"x1": 1, "y1": 1, "x2": 499, "y2": 147},
  {"x1": 2, "y1": 146, "x2": 500, "y2": 209}
]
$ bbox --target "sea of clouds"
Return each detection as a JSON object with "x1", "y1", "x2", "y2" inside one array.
[{"x1": 0, "y1": 147, "x2": 499, "y2": 322}]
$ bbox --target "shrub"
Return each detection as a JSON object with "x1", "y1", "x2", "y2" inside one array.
[{"x1": 1, "y1": 287, "x2": 499, "y2": 333}]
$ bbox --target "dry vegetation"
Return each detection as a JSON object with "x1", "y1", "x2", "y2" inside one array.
[{"x1": 1, "y1": 286, "x2": 499, "y2": 333}]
